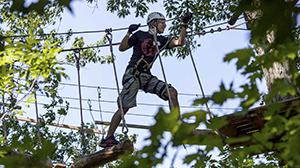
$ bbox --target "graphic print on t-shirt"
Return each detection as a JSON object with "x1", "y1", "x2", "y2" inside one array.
[{"x1": 141, "y1": 39, "x2": 161, "y2": 57}]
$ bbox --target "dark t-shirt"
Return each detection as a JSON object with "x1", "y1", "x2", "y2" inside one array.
[{"x1": 126, "y1": 30, "x2": 171, "y2": 71}]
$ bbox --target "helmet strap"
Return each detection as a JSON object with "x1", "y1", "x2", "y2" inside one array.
[{"x1": 149, "y1": 19, "x2": 159, "y2": 34}]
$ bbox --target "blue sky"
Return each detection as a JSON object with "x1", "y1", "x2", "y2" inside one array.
[{"x1": 19, "y1": 0, "x2": 268, "y2": 167}]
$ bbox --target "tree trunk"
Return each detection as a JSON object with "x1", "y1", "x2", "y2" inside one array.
[
  {"x1": 72, "y1": 140, "x2": 134, "y2": 168},
  {"x1": 243, "y1": 11, "x2": 298, "y2": 103}
]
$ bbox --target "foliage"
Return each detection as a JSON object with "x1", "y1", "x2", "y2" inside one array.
[
  {"x1": 0, "y1": 0, "x2": 117, "y2": 167},
  {"x1": 66, "y1": 36, "x2": 114, "y2": 67},
  {"x1": 106, "y1": 0, "x2": 300, "y2": 167},
  {"x1": 1, "y1": 0, "x2": 300, "y2": 167}
]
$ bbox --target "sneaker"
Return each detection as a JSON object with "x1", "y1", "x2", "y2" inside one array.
[{"x1": 100, "y1": 135, "x2": 120, "y2": 148}]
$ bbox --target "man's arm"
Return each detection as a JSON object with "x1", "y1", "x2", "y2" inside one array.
[
  {"x1": 119, "y1": 24, "x2": 140, "y2": 52},
  {"x1": 119, "y1": 32, "x2": 131, "y2": 52},
  {"x1": 168, "y1": 23, "x2": 187, "y2": 48},
  {"x1": 168, "y1": 12, "x2": 193, "y2": 49}
]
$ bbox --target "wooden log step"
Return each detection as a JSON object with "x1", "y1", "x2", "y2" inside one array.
[{"x1": 72, "y1": 140, "x2": 134, "y2": 168}]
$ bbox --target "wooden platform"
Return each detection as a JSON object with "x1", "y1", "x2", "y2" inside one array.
[{"x1": 218, "y1": 97, "x2": 300, "y2": 145}]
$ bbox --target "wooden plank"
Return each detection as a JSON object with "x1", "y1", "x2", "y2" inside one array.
[
  {"x1": 72, "y1": 140, "x2": 134, "y2": 168},
  {"x1": 7, "y1": 115, "x2": 105, "y2": 135}
]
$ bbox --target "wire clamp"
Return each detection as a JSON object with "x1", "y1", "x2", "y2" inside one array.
[
  {"x1": 105, "y1": 28, "x2": 112, "y2": 34},
  {"x1": 97, "y1": 86, "x2": 101, "y2": 99}
]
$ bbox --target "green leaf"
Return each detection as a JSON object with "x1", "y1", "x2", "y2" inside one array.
[
  {"x1": 224, "y1": 48, "x2": 255, "y2": 70},
  {"x1": 57, "y1": 0, "x2": 73, "y2": 12},
  {"x1": 211, "y1": 82, "x2": 235, "y2": 105}
]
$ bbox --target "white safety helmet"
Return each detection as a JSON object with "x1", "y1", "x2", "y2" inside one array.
[{"x1": 147, "y1": 12, "x2": 165, "y2": 25}]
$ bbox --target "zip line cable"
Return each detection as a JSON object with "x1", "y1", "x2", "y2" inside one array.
[
  {"x1": 58, "y1": 82, "x2": 207, "y2": 97},
  {"x1": 60, "y1": 20, "x2": 248, "y2": 52},
  {"x1": 27, "y1": 100, "x2": 241, "y2": 119},
  {"x1": 201, "y1": 16, "x2": 244, "y2": 29},
  {"x1": 61, "y1": 42, "x2": 121, "y2": 52},
  {"x1": 192, "y1": 21, "x2": 248, "y2": 36},
  {"x1": 16, "y1": 92, "x2": 242, "y2": 110},
  {"x1": 26, "y1": 101, "x2": 200, "y2": 123},
  {"x1": 32, "y1": 102, "x2": 156, "y2": 118},
  {"x1": 4, "y1": 1, "x2": 238, "y2": 39}
]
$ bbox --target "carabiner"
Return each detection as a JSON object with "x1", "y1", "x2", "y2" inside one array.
[{"x1": 87, "y1": 99, "x2": 92, "y2": 108}]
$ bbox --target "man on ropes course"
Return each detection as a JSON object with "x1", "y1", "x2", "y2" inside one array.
[{"x1": 100, "y1": 11, "x2": 193, "y2": 147}]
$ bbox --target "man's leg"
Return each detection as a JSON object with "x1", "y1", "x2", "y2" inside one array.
[
  {"x1": 107, "y1": 107, "x2": 130, "y2": 136},
  {"x1": 164, "y1": 87, "x2": 179, "y2": 109},
  {"x1": 100, "y1": 107, "x2": 130, "y2": 148}
]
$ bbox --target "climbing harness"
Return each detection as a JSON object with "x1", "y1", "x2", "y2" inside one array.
[
  {"x1": 150, "y1": 27, "x2": 174, "y2": 109},
  {"x1": 105, "y1": 30, "x2": 129, "y2": 138},
  {"x1": 74, "y1": 50, "x2": 87, "y2": 155}
]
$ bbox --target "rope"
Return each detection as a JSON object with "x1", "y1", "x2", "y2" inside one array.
[
  {"x1": 74, "y1": 50, "x2": 87, "y2": 155},
  {"x1": 105, "y1": 31, "x2": 129, "y2": 138},
  {"x1": 186, "y1": 39, "x2": 212, "y2": 120},
  {"x1": 2, "y1": 95, "x2": 7, "y2": 140},
  {"x1": 186, "y1": 38, "x2": 227, "y2": 138},
  {"x1": 34, "y1": 91, "x2": 43, "y2": 147},
  {"x1": 150, "y1": 28, "x2": 174, "y2": 109},
  {"x1": 87, "y1": 98, "x2": 100, "y2": 151},
  {"x1": 97, "y1": 87, "x2": 104, "y2": 139},
  {"x1": 87, "y1": 99, "x2": 95, "y2": 122}
]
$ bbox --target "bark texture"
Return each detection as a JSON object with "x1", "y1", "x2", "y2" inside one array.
[
  {"x1": 243, "y1": 10, "x2": 299, "y2": 103},
  {"x1": 72, "y1": 140, "x2": 134, "y2": 168}
]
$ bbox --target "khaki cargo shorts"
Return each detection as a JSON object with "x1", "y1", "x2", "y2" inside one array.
[{"x1": 117, "y1": 69, "x2": 173, "y2": 108}]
